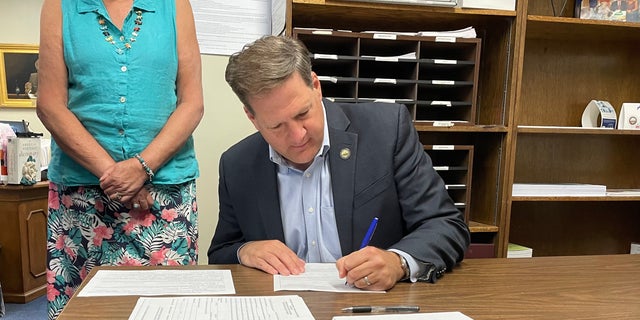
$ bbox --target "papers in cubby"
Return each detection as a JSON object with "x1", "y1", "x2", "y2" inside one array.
[{"x1": 362, "y1": 27, "x2": 477, "y2": 39}]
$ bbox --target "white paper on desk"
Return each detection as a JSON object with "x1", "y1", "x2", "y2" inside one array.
[
  {"x1": 129, "y1": 295, "x2": 314, "y2": 320},
  {"x1": 274, "y1": 263, "x2": 384, "y2": 293},
  {"x1": 333, "y1": 311, "x2": 473, "y2": 320},
  {"x1": 78, "y1": 270, "x2": 235, "y2": 297}
]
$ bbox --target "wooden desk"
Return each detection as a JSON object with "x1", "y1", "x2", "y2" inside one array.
[
  {"x1": 0, "y1": 182, "x2": 48, "y2": 303},
  {"x1": 59, "y1": 255, "x2": 640, "y2": 320}
]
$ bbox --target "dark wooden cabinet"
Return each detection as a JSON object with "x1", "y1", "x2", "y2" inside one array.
[{"x1": 0, "y1": 181, "x2": 48, "y2": 303}]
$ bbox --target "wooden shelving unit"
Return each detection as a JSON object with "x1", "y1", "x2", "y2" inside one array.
[
  {"x1": 506, "y1": 1, "x2": 640, "y2": 257},
  {"x1": 287, "y1": 0, "x2": 640, "y2": 257}
]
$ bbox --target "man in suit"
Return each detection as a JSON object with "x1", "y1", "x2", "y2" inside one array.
[{"x1": 208, "y1": 35, "x2": 470, "y2": 291}]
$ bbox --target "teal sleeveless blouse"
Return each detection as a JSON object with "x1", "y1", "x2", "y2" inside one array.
[{"x1": 50, "y1": 0, "x2": 199, "y2": 185}]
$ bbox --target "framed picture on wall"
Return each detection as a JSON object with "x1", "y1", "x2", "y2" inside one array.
[{"x1": 0, "y1": 44, "x2": 39, "y2": 108}]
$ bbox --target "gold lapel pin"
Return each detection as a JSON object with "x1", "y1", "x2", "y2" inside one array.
[{"x1": 340, "y1": 148, "x2": 351, "y2": 160}]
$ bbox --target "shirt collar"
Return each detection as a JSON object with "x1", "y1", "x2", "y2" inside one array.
[
  {"x1": 269, "y1": 102, "x2": 331, "y2": 169},
  {"x1": 77, "y1": 0, "x2": 156, "y2": 15}
]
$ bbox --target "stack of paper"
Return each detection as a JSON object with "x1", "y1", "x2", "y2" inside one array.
[
  {"x1": 512, "y1": 183, "x2": 606, "y2": 197},
  {"x1": 507, "y1": 243, "x2": 533, "y2": 258},
  {"x1": 418, "y1": 26, "x2": 477, "y2": 38}
]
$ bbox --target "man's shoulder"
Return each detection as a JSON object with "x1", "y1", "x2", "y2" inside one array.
[
  {"x1": 222, "y1": 132, "x2": 266, "y2": 160},
  {"x1": 330, "y1": 100, "x2": 404, "y2": 115}
]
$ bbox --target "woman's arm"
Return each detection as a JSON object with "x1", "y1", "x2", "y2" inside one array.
[
  {"x1": 133, "y1": 0, "x2": 204, "y2": 173},
  {"x1": 36, "y1": 0, "x2": 117, "y2": 179},
  {"x1": 99, "y1": 0, "x2": 203, "y2": 203}
]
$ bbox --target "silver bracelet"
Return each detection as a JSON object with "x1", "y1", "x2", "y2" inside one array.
[{"x1": 134, "y1": 153, "x2": 154, "y2": 182}]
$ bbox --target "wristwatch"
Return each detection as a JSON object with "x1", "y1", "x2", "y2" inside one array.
[{"x1": 398, "y1": 255, "x2": 410, "y2": 281}]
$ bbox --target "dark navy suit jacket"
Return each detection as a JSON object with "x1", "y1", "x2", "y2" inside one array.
[{"x1": 208, "y1": 99, "x2": 470, "y2": 280}]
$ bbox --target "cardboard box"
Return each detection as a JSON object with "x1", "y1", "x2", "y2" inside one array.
[{"x1": 6, "y1": 137, "x2": 41, "y2": 185}]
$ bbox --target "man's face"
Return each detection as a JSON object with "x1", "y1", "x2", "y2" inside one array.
[{"x1": 245, "y1": 72, "x2": 324, "y2": 171}]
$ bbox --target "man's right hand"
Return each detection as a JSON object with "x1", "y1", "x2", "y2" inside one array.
[{"x1": 238, "y1": 240, "x2": 306, "y2": 276}]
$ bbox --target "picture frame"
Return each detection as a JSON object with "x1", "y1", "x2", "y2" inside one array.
[{"x1": 0, "y1": 44, "x2": 39, "y2": 108}]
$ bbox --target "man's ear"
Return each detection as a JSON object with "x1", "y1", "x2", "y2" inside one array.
[
  {"x1": 311, "y1": 71, "x2": 322, "y2": 96},
  {"x1": 244, "y1": 106, "x2": 259, "y2": 130}
]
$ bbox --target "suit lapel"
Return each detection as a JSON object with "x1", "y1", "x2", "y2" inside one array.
[{"x1": 325, "y1": 100, "x2": 358, "y2": 255}]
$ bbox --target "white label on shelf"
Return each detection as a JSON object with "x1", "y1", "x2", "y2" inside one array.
[
  {"x1": 435, "y1": 36, "x2": 456, "y2": 43},
  {"x1": 433, "y1": 166, "x2": 450, "y2": 170},
  {"x1": 373, "y1": 98, "x2": 396, "y2": 103},
  {"x1": 454, "y1": 202, "x2": 465, "y2": 206},
  {"x1": 374, "y1": 78, "x2": 397, "y2": 84},
  {"x1": 434, "y1": 59, "x2": 457, "y2": 65},
  {"x1": 375, "y1": 56, "x2": 399, "y2": 62},
  {"x1": 311, "y1": 30, "x2": 333, "y2": 35},
  {"x1": 432, "y1": 145, "x2": 455, "y2": 150},
  {"x1": 313, "y1": 53, "x2": 338, "y2": 60},
  {"x1": 445, "y1": 184, "x2": 466, "y2": 189},
  {"x1": 433, "y1": 80, "x2": 455, "y2": 85},
  {"x1": 373, "y1": 33, "x2": 397, "y2": 40},
  {"x1": 317, "y1": 76, "x2": 337, "y2": 83},
  {"x1": 433, "y1": 121, "x2": 454, "y2": 127},
  {"x1": 431, "y1": 101, "x2": 452, "y2": 106}
]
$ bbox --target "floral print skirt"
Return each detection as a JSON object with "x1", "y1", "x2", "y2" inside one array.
[{"x1": 46, "y1": 180, "x2": 198, "y2": 320}]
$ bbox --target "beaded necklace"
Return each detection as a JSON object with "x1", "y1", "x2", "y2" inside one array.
[{"x1": 98, "y1": 10, "x2": 143, "y2": 54}]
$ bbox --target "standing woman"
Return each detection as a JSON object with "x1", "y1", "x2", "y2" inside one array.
[{"x1": 37, "y1": 0, "x2": 203, "y2": 318}]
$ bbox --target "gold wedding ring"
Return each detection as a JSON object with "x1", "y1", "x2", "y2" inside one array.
[{"x1": 113, "y1": 192, "x2": 122, "y2": 201}]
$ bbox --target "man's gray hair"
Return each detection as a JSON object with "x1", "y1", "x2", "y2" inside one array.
[{"x1": 225, "y1": 35, "x2": 313, "y2": 114}]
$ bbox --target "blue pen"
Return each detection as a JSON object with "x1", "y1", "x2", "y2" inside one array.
[{"x1": 360, "y1": 217, "x2": 379, "y2": 249}]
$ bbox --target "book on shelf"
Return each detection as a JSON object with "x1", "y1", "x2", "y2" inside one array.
[
  {"x1": 512, "y1": 183, "x2": 606, "y2": 197},
  {"x1": 575, "y1": 0, "x2": 640, "y2": 22},
  {"x1": 507, "y1": 243, "x2": 533, "y2": 258}
]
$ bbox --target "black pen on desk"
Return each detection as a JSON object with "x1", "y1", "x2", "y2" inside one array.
[{"x1": 341, "y1": 305, "x2": 420, "y2": 313}]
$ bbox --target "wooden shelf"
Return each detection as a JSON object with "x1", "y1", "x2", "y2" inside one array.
[
  {"x1": 512, "y1": 196, "x2": 640, "y2": 202},
  {"x1": 526, "y1": 15, "x2": 640, "y2": 41},
  {"x1": 468, "y1": 220, "x2": 499, "y2": 233},
  {"x1": 517, "y1": 126, "x2": 640, "y2": 135},
  {"x1": 414, "y1": 123, "x2": 507, "y2": 132}
]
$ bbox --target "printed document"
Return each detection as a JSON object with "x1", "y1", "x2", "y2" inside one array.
[
  {"x1": 274, "y1": 263, "x2": 384, "y2": 293},
  {"x1": 78, "y1": 269, "x2": 235, "y2": 297},
  {"x1": 129, "y1": 295, "x2": 315, "y2": 320}
]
